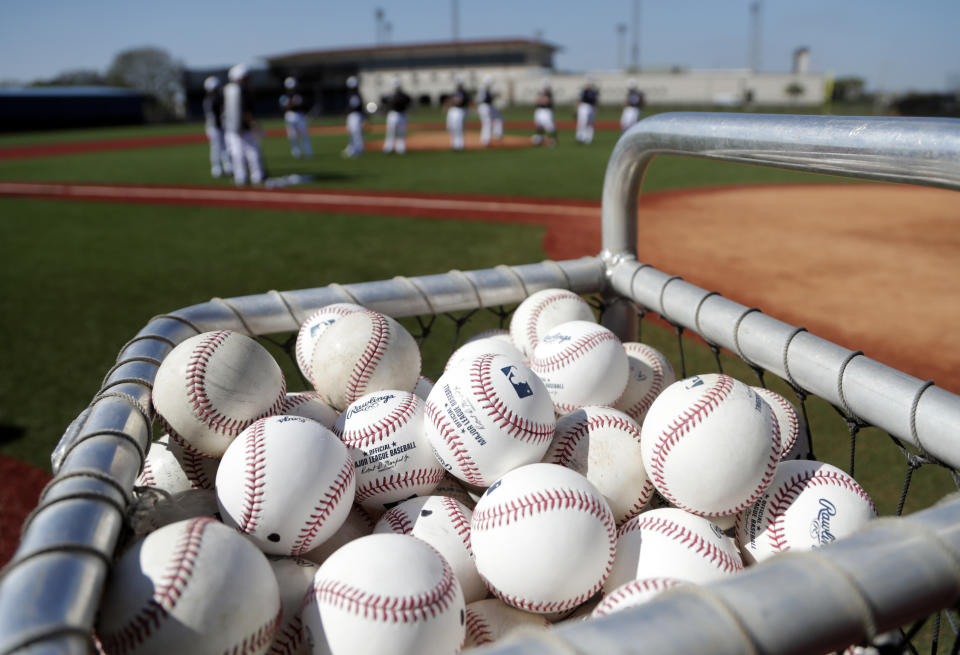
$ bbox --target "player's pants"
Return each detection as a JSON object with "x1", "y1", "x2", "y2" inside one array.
[
  {"x1": 205, "y1": 125, "x2": 232, "y2": 177},
  {"x1": 225, "y1": 130, "x2": 264, "y2": 186},
  {"x1": 532, "y1": 108, "x2": 556, "y2": 144},
  {"x1": 284, "y1": 111, "x2": 312, "y2": 158},
  {"x1": 383, "y1": 110, "x2": 407, "y2": 154},
  {"x1": 620, "y1": 106, "x2": 642, "y2": 132},
  {"x1": 478, "y1": 103, "x2": 503, "y2": 146},
  {"x1": 576, "y1": 102, "x2": 596, "y2": 144},
  {"x1": 446, "y1": 106, "x2": 466, "y2": 150},
  {"x1": 345, "y1": 112, "x2": 364, "y2": 156}
]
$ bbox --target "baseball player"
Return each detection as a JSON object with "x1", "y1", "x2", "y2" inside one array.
[
  {"x1": 382, "y1": 77, "x2": 412, "y2": 154},
  {"x1": 343, "y1": 75, "x2": 365, "y2": 157},
  {"x1": 531, "y1": 82, "x2": 557, "y2": 146},
  {"x1": 444, "y1": 76, "x2": 469, "y2": 151},
  {"x1": 222, "y1": 64, "x2": 265, "y2": 186},
  {"x1": 477, "y1": 75, "x2": 503, "y2": 147},
  {"x1": 280, "y1": 76, "x2": 312, "y2": 158},
  {"x1": 620, "y1": 79, "x2": 645, "y2": 132},
  {"x1": 575, "y1": 78, "x2": 599, "y2": 144},
  {"x1": 202, "y1": 76, "x2": 232, "y2": 178}
]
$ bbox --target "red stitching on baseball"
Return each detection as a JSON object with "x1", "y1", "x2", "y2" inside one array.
[
  {"x1": 292, "y1": 457, "x2": 356, "y2": 554},
  {"x1": 337, "y1": 393, "x2": 420, "y2": 448},
  {"x1": 139, "y1": 451, "x2": 157, "y2": 487},
  {"x1": 311, "y1": 554, "x2": 459, "y2": 623},
  {"x1": 766, "y1": 469, "x2": 876, "y2": 552},
  {"x1": 529, "y1": 329, "x2": 618, "y2": 374},
  {"x1": 229, "y1": 605, "x2": 282, "y2": 655},
  {"x1": 159, "y1": 416, "x2": 207, "y2": 458},
  {"x1": 548, "y1": 414, "x2": 641, "y2": 467},
  {"x1": 465, "y1": 607, "x2": 494, "y2": 646},
  {"x1": 425, "y1": 399, "x2": 484, "y2": 485},
  {"x1": 622, "y1": 343, "x2": 668, "y2": 422},
  {"x1": 281, "y1": 391, "x2": 324, "y2": 413},
  {"x1": 618, "y1": 514, "x2": 743, "y2": 574},
  {"x1": 380, "y1": 506, "x2": 414, "y2": 534},
  {"x1": 441, "y1": 496, "x2": 472, "y2": 551},
  {"x1": 470, "y1": 354, "x2": 554, "y2": 445},
  {"x1": 268, "y1": 613, "x2": 303, "y2": 655},
  {"x1": 97, "y1": 517, "x2": 214, "y2": 654},
  {"x1": 180, "y1": 448, "x2": 215, "y2": 490},
  {"x1": 524, "y1": 291, "x2": 585, "y2": 354},
  {"x1": 622, "y1": 479, "x2": 656, "y2": 525},
  {"x1": 345, "y1": 312, "x2": 390, "y2": 407},
  {"x1": 238, "y1": 419, "x2": 268, "y2": 534},
  {"x1": 296, "y1": 305, "x2": 362, "y2": 377},
  {"x1": 354, "y1": 468, "x2": 446, "y2": 506},
  {"x1": 757, "y1": 389, "x2": 800, "y2": 459},
  {"x1": 593, "y1": 578, "x2": 682, "y2": 617}
]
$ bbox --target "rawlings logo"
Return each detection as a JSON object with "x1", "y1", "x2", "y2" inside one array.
[
  {"x1": 500, "y1": 366, "x2": 533, "y2": 399},
  {"x1": 541, "y1": 333, "x2": 572, "y2": 344},
  {"x1": 809, "y1": 498, "x2": 837, "y2": 545},
  {"x1": 345, "y1": 393, "x2": 396, "y2": 418}
]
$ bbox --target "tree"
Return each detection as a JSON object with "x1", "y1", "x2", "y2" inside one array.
[
  {"x1": 831, "y1": 77, "x2": 866, "y2": 103},
  {"x1": 785, "y1": 82, "x2": 805, "y2": 101},
  {"x1": 107, "y1": 47, "x2": 184, "y2": 115},
  {"x1": 32, "y1": 69, "x2": 108, "y2": 87}
]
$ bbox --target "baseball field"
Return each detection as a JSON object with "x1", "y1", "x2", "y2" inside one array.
[{"x1": 2, "y1": 103, "x2": 958, "y2": 594}]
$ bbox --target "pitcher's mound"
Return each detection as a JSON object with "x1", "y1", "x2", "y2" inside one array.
[{"x1": 368, "y1": 131, "x2": 531, "y2": 152}]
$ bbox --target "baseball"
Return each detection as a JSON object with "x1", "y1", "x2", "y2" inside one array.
[
  {"x1": 615, "y1": 342, "x2": 676, "y2": 424},
  {"x1": 216, "y1": 415, "x2": 355, "y2": 556},
  {"x1": 268, "y1": 557, "x2": 318, "y2": 655},
  {"x1": 413, "y1": 375, "x2": 434, "y2": 402},
  {"x1": 605, "y1": 507, "x2": 743, "y2": 593},
  {"x1": 137, "y1": 433, "x2": 219, "y2": 494},
  {"x1": 295, "y1": 303, "x2": 366, "y2": 381},
  {"x1": 152, "y1": 330, "x2": 286, "y2": 457},
  {"x1": 445, "y1": 335, "x2": 525, "y2": 372},
  {"x1": 302, "y1": 533, "x2": 465, "y2": 655},
  {"x1": 509, "y1": 288, "x2": 596, "y2": 358},
  {"x1": 374, "y1": 495, "x2": 486, "y2": 603},
  {"x1": 96, "y1": 518, "x2": 281, "y2": 655},
  {"x1": 470, "y1": 463, "x2": 616, "y2": 615},
  {"x1": 281, "y1": 391, "x2": 340, "y2": 430},
  {"x1": 529, "y1": 320, "x2": 629, "y2": 414},
  {"x1": 424, "y1": 353, "x2": 556, "y2": 487},
  {"x1": 640, "y1": 374, "x2": 780, "y2": 517},
  {"x1": 302, "y1": 504, "x2": 376, "y2": 566},
  {"x1": 752, "y1": 386, "x2": 809, "y2": 461},
  {"x1": 736, "y1": 460, "x2": 876, "y2": 564},
  {"x1": 543, "y1": 406, "x2": 653, "y2": 526},
  {"x1": 591, "y1": 577, "x2": 685, "y2": 618},
  {"x1": 464, "y1": 599, "x2": 551, "y2": 649},
  {"x1": 310, "y1": 310, "x2": 421, "y2": 411},
  {"x1": 130, "y1": 488, "x2": 219, "y2": 540},
  {"x1": 333, "y1": 390, "x2": 445, "y2": 513}
]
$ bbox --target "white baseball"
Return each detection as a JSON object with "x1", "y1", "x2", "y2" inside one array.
[
  {"x1": 413, "y1": 375, "x2": 434, "y2": 402},
  {"x1": 268, "y1": 557, "x2": 318, "y2": 655},
  {"x1": 216, "y1": 415, "x2": 355, "y2": 556},
  {"x1": 374, "y1": 495, "x2": 486, "y2": 603},
  {"x1": 302, "y1": 504, "x2": 376, "y2": 566},
  {"x1": 605, "y1": 507, "x2": 743, "y2": 592},
  {"x1": 152, "y1": 330, "x2": 286, "y2": 457},
  {"x1": 591, "y1": 577, "x2": 685, "y2": 618},
  {"x1": 445, "y1": 336, "x2": 525, "y2": 372},
  {"x1": 752, "y1": 387, "x2": 809, "y2": 461},
  {"x1": 281, "y1": 391, "x2": 339, "y2": 430},
  {"x1": 424, "y1": 353, "x2": 556, "y2": 487},
  {"x1": 464, "y1": 599, "x2": 550, "y2": 649},
  {"x1": 529, "y1": 320, "x2": 629, "y2": 414},
  {"x1": 130, "y1": 488, "x2": 219, "y2": 540},
  {"x1": 96, "y1": 518, "x2": 281, "y2": 655},
  {"x1": 640, "y1": 374, "x2": 780, "y2": 517},
  {"x1": 333, "y1": 390, "x2": 444, "y2": 512},
  {"x1": 544, "y1": 406, "x2": 653, "y2": 526},
  {"x1": 615, "y1": 342, "x2": 676, "y2": 424},
  {"x1": 509, "y1": 288, "x2": 596, "y2": 358},
  {"x1": 432, "y1": 472, "x2": 478, "y2": 509},
  {"x1": 295, "y1": 303, "x2": 366, "y2": 381},
  {"x1": 302, "y1": 534, "x2": 465, "y2": 655},
  {"x1": 137, "y1": 433, "x2": 219, "y2": 494},
  {"x1": 470, "y1": 463, "x2": 616, "y2": 615},
  {"x1": 736, "y1": 460, "x2": 877, "y2": 564},
  {"x1": 310, "y1": 310, "x2": 421, "y2": 411}
]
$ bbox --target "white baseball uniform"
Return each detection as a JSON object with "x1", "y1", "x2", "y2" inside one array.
[
  {"x1": 575, "y1": 85, "x2": 598, "y2": 144},
  {"x1": 532, "y1": 89, "x2": 556, "y2": 146},
  {"x1": 620, "y1": 89, "x2": 645, "y2": 132},
  {"x1": 202, "y1": 91, "x2": 231, "y2": 178},
  {"x1": 222, "y1": 81, "x2": 264, "y2": 186},
  {"x1": 446, "y1": 85, "x2": 469, "y2": 151},
  {"x1": 477, "y1": 87, "x2": 503, "y2": 146},
  {"x1": 345, "y1": 89, "x2": 365, "y2": 157},
  {"x1": 281, "y1": 92, "x2": 312, "y2": 158},
  {"x1": 383, "y1": 87, "x2": 412, "y2": 154}
]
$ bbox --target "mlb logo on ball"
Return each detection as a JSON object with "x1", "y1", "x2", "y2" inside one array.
[{"x1": 501, "y1": 365, "x2": 534, "y2": 398}]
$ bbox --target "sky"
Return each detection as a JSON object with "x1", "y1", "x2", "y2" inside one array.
[{"x1": 2, "y1": 1, "x2": 958, "y2": 93}]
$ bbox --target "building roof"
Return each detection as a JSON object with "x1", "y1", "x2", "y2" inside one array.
[{"x1": 264, "y1": 37, "x2": 558, "y2": 66}]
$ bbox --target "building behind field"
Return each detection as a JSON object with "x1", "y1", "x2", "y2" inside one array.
[
  {"x1": 0, "y1": 87, "x2": 151, "y2": 131},
  {"x1": 183, "y1": 38, "x2": 828, "y2": 118}
]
